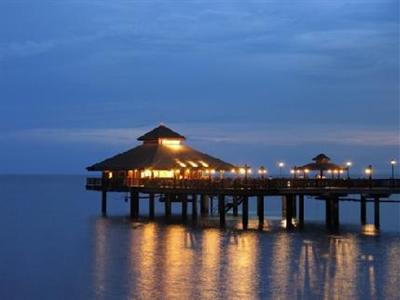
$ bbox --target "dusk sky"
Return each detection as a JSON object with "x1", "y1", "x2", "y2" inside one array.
[{"x1": 0, "y1": 0, "x2": 398, "y2": 174}]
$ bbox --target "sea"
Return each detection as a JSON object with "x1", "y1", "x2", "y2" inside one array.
[{"x1": 0, "y1": 175, "x2": 399, "y2": 300}]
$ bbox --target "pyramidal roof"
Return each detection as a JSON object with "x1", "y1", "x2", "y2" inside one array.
[{"x1": 137, "y1": 125, "x2": 185, "y2": 141}]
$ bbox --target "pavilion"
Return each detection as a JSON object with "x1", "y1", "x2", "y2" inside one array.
[
  {"x1": 87, "y1": 124, "x2": 235, "y2": 184},
  {"x1": 294, "y1": 153, "x2": 346, "y2": 178}
]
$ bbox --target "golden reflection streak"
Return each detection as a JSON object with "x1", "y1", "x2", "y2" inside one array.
[
  {"x1": 130, "y1": 223, "x2": 158, "y2": 299},
  {"x1": 226, "y1": 233, "x2": 259, "y2": 299},
  {"x1": 295, "y1": 240, "x2": 322, "y2": 299},
  {"x1": 94, "y1": 219, "x2": 108, "y2": 300},
  {"x1": 162, "y1": 226, "x2": 196, "y2": 299},
  {"x1": 323, "y1": 237, "x2": 358, "y2": 300},
  {"x1": 271, "y1": 233, "x2": 291, "y2": 299},
  {"x1": 198, "y1": 229, "x2": 221, "y2": 299}
]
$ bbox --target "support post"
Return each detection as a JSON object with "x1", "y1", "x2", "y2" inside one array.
[
  {"x1": 101, "y1": 190, "x2": 107, "y2": 216},
  {"x1": 242, "y1": 196, "x2": 249, "y2": 229},
  {"x1": 292, "y1": 196, "x2": 297, "y2": 219},
  {"x1": 298, "y1": 194, "x2": 304, "y2": 229},
  {"x1": 130, "y1": 190, "x2": 139, "y2": 219},
  {"x1": 201, "y1": 194, "x2": 209, "y2": 216},
  {"x1": 209, "y1": 196, "x2": 214, "y2": 214},
  {"x1": 165, "y1": 194, "x2": 171, "y2": 218},
  {"x1": 233, "y1": 196, "x2": 239, "y2": 216},
  {"x1": 332, "y1": 196, "x2": 339, "y2": 231},
  {"x1": 281, "y1": 196, "x2": 287, "y2": 219},
  {"x1": 374, "y1": 196, "x2": 380, "y2": 230},
  {"x1": 181, "y1": 194, "x2": 187, "y2": 220},
  {"x1": 149, "y1": 193, "x2": 155, "y2": 219},
  {"x1": 192, "y1": 194, "x2": 197, "y2": 219},
  {"x1": 360, "y1": 195, "x2": 367, "y2": 226},
  {"x1": 257, "y1": 194, "x2": 264, "y2": 228},
  {"x1": 325, "y1": 197, "x2": 332, "y2": 229},
  {"x1": 219, "y1": 194, "x2": 225, "y2": 227},
  {"x1": 286, "y1": 195, "x2": 294, "y2": 230}
]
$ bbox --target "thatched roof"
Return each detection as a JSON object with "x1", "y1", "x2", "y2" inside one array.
[
  {"x1": 312, "y1": 153, "x2": 330, "y2": 162},
  {"x1": 87, "y1": 143, "x2": 234, "y2": 171},
  {"x1": 87, "y1": 125, "x2": 234, "y2": 171},
  {"x1": 137, "y1": 125, "x2": 185, "y2": 141}
]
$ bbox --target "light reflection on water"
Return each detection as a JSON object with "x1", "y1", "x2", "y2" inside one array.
[{"x1": 92, "y1": 219, "x2": 400, "y2": 300}]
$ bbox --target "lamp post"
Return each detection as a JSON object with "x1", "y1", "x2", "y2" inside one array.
[
  {"x1": 278, "y1": 162, "x2": 285, "y2": 178},
  {"x1": 390, "y1": 160, "x2": 397, "y2": 179},
  {"x1": 258, "y1": 166, "x2": 267, "y2": 179},
  {"x1": 365, "y1": 165, "x2": 373, "y2": 180},
  {"x1": 346, "y1": 161, "x2": 352, "y2": 179}
]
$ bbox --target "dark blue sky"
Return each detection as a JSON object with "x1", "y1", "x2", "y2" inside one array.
[{"x1": 0, "y1": 0, "x2": 398, "y2": 174}]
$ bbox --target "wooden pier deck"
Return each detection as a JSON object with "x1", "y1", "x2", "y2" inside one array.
[{"x1": 86, "y1": 177, "x2": 400, "y2": 231}]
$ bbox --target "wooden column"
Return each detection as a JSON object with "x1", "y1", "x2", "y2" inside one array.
[
  {"x1": 181, "y1": 194, "x2": 188, "y2": 220},
  {"x1": 298, "y1": 194, "x2": 304, "y2": 229},
  {"x1": 360, "y1": 195, "x2": 367, "y2": 226},
  {"x1": 101, "y1": 190, "x2": 107, "y2": 216},
  {"x1": 165, "y1": 194, "x2": 171, "y2": 218},
  {"x1": 332, "y1": 196, "x2": 339, "y2": 231},
  {"x1": 130, "y1": 190, "x2": 139, "y2": 219},
  {"x1": 286, "y1": 195, "x2": 294, "y2": 230},
  {"x1": 149, "y1": 193, "x2": 155, "y2": 219},
  {"x1": 219, "y1": 194, "x2": 225, "y2": 227},
  {"x1": 201, "y1": 194, "x2": 209, "y2": 216},
  {"x1": 374, "y1": 196, "x2": 380, "y2": 230},
  {"x1": 257, "y1": 194, "x2": 264, "y2": 228},
  {"x1": 325, "y1": 197, "x2": 332, "y2": 229},
  {"x1": 233, "y1": 196, "x2": 239, "y2": 216},
  {"x1": 192, "y1": 194, "x2": 197, "y2": 219},
  {"x1": 292, "y1": 195, "x2": 297, "y2": 219},
  {"x1": 242, "y1": 196, "x2": 249, "y2": 229},
  {"x1": 209, "y1": 196, "x2": 214, "y2": 214},
  {"x1": 281, "y1": 196, "x2": 287, "y2": 219}
]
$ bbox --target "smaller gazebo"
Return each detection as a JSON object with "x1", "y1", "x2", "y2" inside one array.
[{"x1": 294, "y1": 153, "x2": 346, "y2": 178}]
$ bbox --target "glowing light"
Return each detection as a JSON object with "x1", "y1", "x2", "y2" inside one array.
[
  {"x1": 248, "y1": 169, "x2": 252, "y2": 174},
  {"x1": 362, "y1": 224, "x2": 379, "y2": 236},
  {"x1": 231, "y1": 168, "x2": 236, "y2": 174},
  {"x1": 159, "y1": 139, "x2": 181, "y2": 145},
  {"x1": 339, "y1": 170, "x2": 344, "y2": 174},
  {"x1": 108, "y1": 172, "x2": 113, "y2": 179},
  {"x1": 151, "y1": 170, "x2": 174, "y2": 178},
  {"x1": 346, "y1": 161, "x2": 352, "y2": 167},
  {"x1": 199, "y1": 161, "x2": 209, "y2": 168},
  {"x1": 290, "y1": 169, "x2": 295, "y2": 174},
  {"x1": 141, "y1": 169, "x2": 152, "y2": 178},
  {"x1": 296, "y1": 170, "x2": 301, "y2": 174},
  {"x1": 333, "y1": 169, "x2": 338, "y2": 174},
  {"x1": 187, "y1": 161, "x2": 198, "y2": 167},
  {"x1": 210, "y1": 169, "x2": 216, "y2": 174},
  {"x1": 328, "y1": 170, "x2": 332, "y2": 174},
  {"x1": 391, "y1": 160, "x2": 397, "y2": 165},
  {"x1": 258, "y1": 167, "x2": 267, "y2": 175},
  {"x1": 278, "y1": 162, "x2": 285, "y2": 168},
  {"x1": 304, "y1": 169, "x2": 310, "y2": 174},
  {"x1": 176, "y1": 160, "x2": 187, "y2": 168},
  {"x1": 239, "y1": 168, "x2": 246, "y2": 174},
  {"x1": 365, "y1": 168, "x2": 372, "y2": 175}
]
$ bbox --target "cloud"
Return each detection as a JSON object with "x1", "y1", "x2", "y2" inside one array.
[{"x1": 2, "y1": 122, "x2": 398, "y2": 147}]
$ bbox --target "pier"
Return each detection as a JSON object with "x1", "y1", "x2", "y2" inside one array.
[{"x1": 86, "y1": 125, "x2": 400, "y2": 232}]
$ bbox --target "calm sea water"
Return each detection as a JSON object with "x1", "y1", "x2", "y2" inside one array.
[{"x1": 0, "y1": 175, "x2": 399, "y2": 300}]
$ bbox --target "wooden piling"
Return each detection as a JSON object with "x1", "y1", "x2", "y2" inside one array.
[
  {"x1": 181, "y1": 194, "x2": 188, "y2": 220},
  {"x1": 332, "y1": 196, "x2": 339, "y2": 231},
  {"x1": 165, "y1": 194, "x2": 171, "y2": 218},
  {"x1": 192, "y1": 194, "x2": 197, "y2": 219},
  {"x1": 201, "y1": 194, "x2": 209, "y2": 216},
  {"x1": 257, "y1": 194, "x2": 264, "y2": 228},
  {"x1": 360, "y1": 195, "x2": 367, "y2": 225},
  {"x1": 374, "y1": 196, "x2": 380, "y2": 230},
  {"x1": 233, "y1": 196, "x2": 239, "y2": 216},
  {"x1": 149, "y1": 193, "x2": 155, "y2": 219},
  {"x1": 298, "y1": 194, "x2": 304, "y2": 229},
  {"x1": 219, "y1": 194, "x2": 225, "y2": 227},
  {"x1": 242, "y1": 196, "x2": 249, "y2": 229},
  {"x1": 130, "y1": 190, "x2": 139, "y2": 219},
  {"x1": 101, "y1": 190, "x2": 107, "y2": 216},
  {"x1": 325, "y1": 198, "x2": 332, "y2": 229},
  {"x1": 286, "y1": 195, "x2": 294, "y2": 230}
]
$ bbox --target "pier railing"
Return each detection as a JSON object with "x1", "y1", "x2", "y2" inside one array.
[{"x1": 86, "y1": 177, "x2": 400, "y2": 192}]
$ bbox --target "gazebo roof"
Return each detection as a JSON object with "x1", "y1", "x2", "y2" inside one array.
[
  {"x1": 87, "y1": 125, "x2": 234, "y2": 171},
  {"x1": 297, "y1": 153, "x2": 344, "y2": 171},
  {"x1": 137, "y1": 125, "x2": 185, "y2": 141}
]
